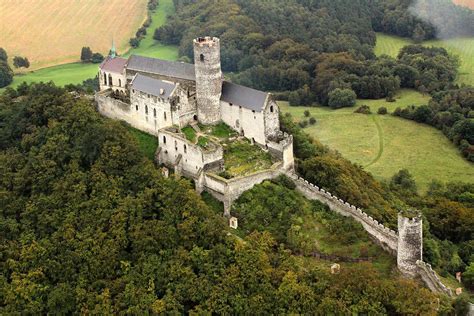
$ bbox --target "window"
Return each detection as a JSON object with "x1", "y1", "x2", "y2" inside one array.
[
  {"x1": 153, "y1": 108, "x2": 157, "y2": 118},
  {"x1": 118, "y1": 79, "x2": 122, "y2": 87},
  {"x1": 136, "y1": 105, "x2": 139, "y2": 111},
  {"x1": 184, "y1": 144, "x2": 187, "y2": 153},
  {"x1": 193, "y1": 115, "x2": 198, "y2": 121},
  {"x1": 200, "y1": 54, "x2": 204, "y2": 62},
  {"x1": 132, "y1": 89, "x2": 135, "y2": 93},
  {"x1": 163, "y1": 136, "x2": 167, "y2": 144},
  {"x1": 252, "y1": 110, "x2": 255, "y2": 113},
  {"x1": 103, "y1": 73, "x2": 107, "y2": 85},
  {"x1": 164, "y1": 112, "x2": 167, "y2": 121},
  {"x1": 108, "y1": 74, "x2": 112, "y2": 86},
  {"x1": 145, "y1": 105, "x2": 148, "y2": 115},
  {"x1": 229, "y1": 103, "x2": 232, "y2": 106},
  {"x1": 270, "y1": 105, "x2": 274, "y2": 113}
]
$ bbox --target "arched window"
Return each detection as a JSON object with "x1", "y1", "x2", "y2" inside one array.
[
  {"x1": 164, "y1": 112, "x2": 167, "y2": 121},
  {"x1": 145, "y1": 105, "x2": 148, "y2": 115},
  {"x1": 103, "y1": 73, "x2": 107, "y2": 85},
  {"x1": 136, "y1": 105, "x2": 139, "y2": 111},
  {"x1": 200, "y1": 54, "x2": 204, "y2": 62},
  {"x1": 270, "y1": 105, "x2": 274, "y2": 113},
  {"x1": 163, "y1": 136, "x2": 167, "y2": 144},
  {"x1": 193, "y1": 115, "x2": 198, "y2": 121},
  {"x1": 118, "y1": 79, "x2": 122, "y2": 87},
  {"x1": 153, "y1": 108, "x2": 157, "y2": 118},
  {"x1": 108, "y1": 74, "x2": 112, "y2": 86},
  {"x1": 184, "y1": 144, "x2": 187, "y2": 153}
]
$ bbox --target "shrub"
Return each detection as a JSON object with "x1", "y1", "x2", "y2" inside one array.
[
  {"x1": 298, "y1": 120, "x2": 308, "y2": 128},
  {"x1": 0, "y1": 48, "x2": 7, "y2": 62},
  {"x1": 13, "y1": 56, "x2": 30, "y2": 68},
  {"x1": 304, "y1": 110, "x2": 310, "y2": 117},
  {"x1": 309, "y1": 117, "x2": 317, "y2": 125},
  {"x1": 354, "y1": 105, "x2": 371, "y2": 114},
  {"x1": 377, "y1": 107, "x2": 388, "y2": 115},
  {"x1": 91, "y1": 53, "x2": 104, "y2": 64},
  {"x1": 0, "y1": 61, "x2": 13, "y2": 88},
  {"x1": 328, "y1": 88, "x2": 356, "y2": 109},
  {"x1": 129, "y1": 37, "x2": 140, "y2": 48},
  {"x1": 80, "y1": 47, "x2": 92, "y2": 62}
]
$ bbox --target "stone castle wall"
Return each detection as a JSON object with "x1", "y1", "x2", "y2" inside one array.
[
  {"x1": 288, "y1": 172, "x2": 399, "y2": 253},
  {"x1": 416, "y1": 261, "x2": 453, "y2": 296},
  {"x1": 194, "y1": 37, "x2": 222, "y2": 125},
  {"x1": 263, "y1": 98, "x2": 280, "y2": 139},
  {"x1": 220, "y1": 100, "x2": 266, "y2": 145}
]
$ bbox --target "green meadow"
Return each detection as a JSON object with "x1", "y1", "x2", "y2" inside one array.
[
  {"x1": 279, "y1": 89, "x2": 474, "y2": 192},
  {"x1": 2, "y1": 0, "x2": 178, "y2": 91},
  {"x1": 375, "y1": 32, "x2": 474, "y2": 85}
]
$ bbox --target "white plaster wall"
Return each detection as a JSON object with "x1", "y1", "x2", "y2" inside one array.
[
  {"x1": 130, "y1": 90, "x2": 174, "y2": 135},
  {"x1": 99, "y1": 70, "x2": 126, "y2": 93},
  {"x1": 220, "y1": 101, "x2": 266, "y2": 145}
]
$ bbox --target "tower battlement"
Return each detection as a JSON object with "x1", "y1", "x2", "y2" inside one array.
[
  {"x1": 397, "y1": 212, "x2": 423, "y2": 277},
  {"x1": 194, "y1": 36, "x2": 220, "y2": 47}
]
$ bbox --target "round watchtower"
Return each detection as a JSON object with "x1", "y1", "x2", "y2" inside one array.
[
  {"x1": 397, "y1": 212, "x2": 423, "y2": 277},
  {"x1": 193, "y1": 37, "x2": 222, "y2": 125}
]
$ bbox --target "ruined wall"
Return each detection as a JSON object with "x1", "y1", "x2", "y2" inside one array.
[
  {"x1": 267, "y1": 133, "x2": 294, "y2": 170},
  {"x1": 220, "y1": 100, "x2": 266, "y2": 145},
  {"x1": 203, "y1": 162, "x2": 285, "y2": 215},
  {"x1": 158, "y1": 130, "x2": 223, "y2": 177},
  {"x1": 193, "y1": 37, "x2": 222, "y2": 125},
  {"x1": 398, "y1": 215, "x2": 423, "y2": 276},
  {"x1": 288, "y1": 173, "x2": 398, "y2": 253}
]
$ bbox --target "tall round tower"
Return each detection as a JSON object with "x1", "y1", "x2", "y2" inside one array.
[
  {"x1": 193, "y1": 37, "x2": 222, "y2": 125},
  {"x1": 397, "y1": 212, "x2": 423, "y2": 277}
]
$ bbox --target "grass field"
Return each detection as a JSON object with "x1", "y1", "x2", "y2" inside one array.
[
  {"x1": 0, "y1": 0, "x2": 148, "y2": 70},
  {"x1": 453, "y1": 0, "x2": 474, "y2": 9},
  {"x1": 375, "y1": 33, "x2": 474, "y2": 85},
  {"x1": 279, "y1": 89, "x2": 474, "y2": 192},
  {"x1": 2, "y1": 0, "x2": 179, "y2": 91}
]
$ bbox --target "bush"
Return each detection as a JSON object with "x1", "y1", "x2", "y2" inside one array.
[
  {"x1": 377, "y1": 107, "x2": 388, "y2": 115},
  {"x1": 80, "y1": 47, "x2": 93, "y2": 62},
  {"x1": 129, "y1": 37, "x2": 140, "y2": 48},
  {"x1": 328, "y1": 88, "x2": 356, "y2": 109},
  {"x1": 13, "y1": 56, "x2": 30, "y2": 68},
  {"x1": 354, "y1": 105, "x2": 371, "y2": 114},
  {"x1": 0, "y1": 48, "x2": 7, "y2": 62},
  {"x1": 309, "y1": 117, "x2": 317, "y2": 125},
  {"x1": 304, "y1": 110, "x2": 310, "y2": 117},
  {"x1": 0, "y1": 61, "x2": 13, "y2": 88},
  {"x1": 91, "y1": 53, "x2": 104, "y2": 64},
  {"x1": 298, "y1": 120, "x2": 309, "y2": 128}
]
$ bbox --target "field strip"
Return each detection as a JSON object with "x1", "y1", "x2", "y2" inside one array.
[{"x1": 365, "y1": 115, "x2": 384, "y2": 168}]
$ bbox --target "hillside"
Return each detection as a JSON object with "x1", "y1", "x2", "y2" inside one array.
[
  {"x1": 375, "y1": 33, "x2": 474, "y2": 86},
  {"x1": 280, "y1": 91, "x2": 474, "y2": 192},
  {"x1": 0, "y1": 0, "x2": 148, "y2": 70}
]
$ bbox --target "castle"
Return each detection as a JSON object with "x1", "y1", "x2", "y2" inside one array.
[{"x1": 95, "y1": 36, "x2": 452, "y2": 297}]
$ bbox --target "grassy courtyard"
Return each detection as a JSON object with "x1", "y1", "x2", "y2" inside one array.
[
  {"x1": 279, "y1": 89, "x2": 474, "y2": 192},
  {"x1": 2, "y1": 0, "x2": 178, "y2": 91},
  {"x1": 223, "y1": 140, "x2": 274, "y2": 178}
]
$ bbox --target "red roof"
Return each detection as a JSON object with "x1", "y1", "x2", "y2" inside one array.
[{"x1": 100, "y1": 57, "x2": 127, "y2": 74}]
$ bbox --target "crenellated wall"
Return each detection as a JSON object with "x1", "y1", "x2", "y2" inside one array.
[
  {"x1": 417, "y1": 260, "x2": 453, "y2": 296},
  {"x1": 287, "y1": 172, "x2": 398, "y2": 253},
  {"x1": 398, "y1": 214, "x2": 423, "y2": 276}
]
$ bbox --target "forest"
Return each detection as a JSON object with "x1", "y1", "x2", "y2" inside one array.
[
  {"x1": 155, "y1": 0, "x2": 473, "y2": 160},
  {"x1": 3, "y1": 83, "x2": 470, "y2": 313}
]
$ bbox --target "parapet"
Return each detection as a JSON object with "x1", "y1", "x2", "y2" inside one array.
[{"x1": 194, "y1": 36, "x2": 220, "y2": 47}]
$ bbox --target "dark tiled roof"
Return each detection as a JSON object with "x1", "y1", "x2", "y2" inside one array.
[
  {"x1": 131, "y1": 74, "x2": 176, "y2": 99},
  {"x1": 221, "y1": 81, "x2": 269, "y2": 112},
  {"x1": 99, "y1": 57, "x2": 127, "y2": 74},
  {"x1": 126, "y1": 55, "x2": 195, "y2": 81}
]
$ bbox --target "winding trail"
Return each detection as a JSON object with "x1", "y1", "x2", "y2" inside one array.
[{"x1": 365, "y1": 115, "x2": 384, "y2": 168}]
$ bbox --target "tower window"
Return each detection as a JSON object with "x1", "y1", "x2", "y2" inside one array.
[
  {"x1": 136, "y1": 105, "x2": 139, "y2": 111},
  {"x1": 163, "y1": 136, "x2": 166, "y2": 144},
  {"x1": 270, "y1": 105, "x2": 274, "y2": 113},
  {"x1": 200, "y1": 54, "x2": 204, "y2": 62}
]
